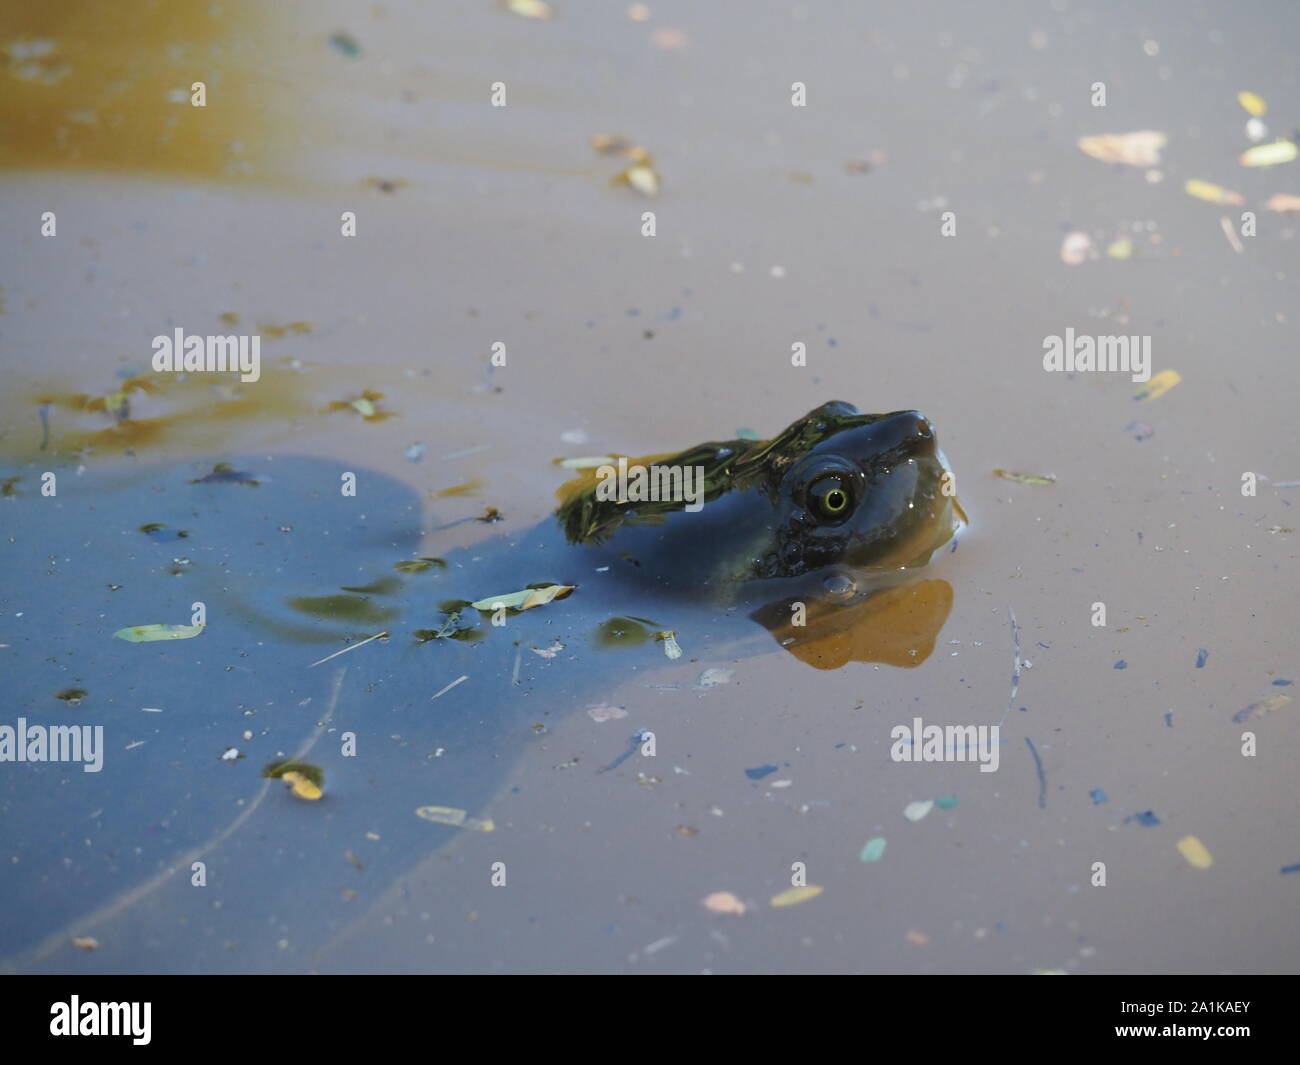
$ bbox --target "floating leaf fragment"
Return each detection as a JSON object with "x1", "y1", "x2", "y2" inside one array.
[
  {"x1": 859, "y1": 837, "x2": 887, "y2": 862},
  {"x1": 1265, "y1": 193, "x2": 1300, "y2": 213},
  {"x1": 1237, "y1": 91, "x2": 1267, "y2": 117},
  {"x1": 613, "y1": 161, "x2": 661, "y2": 197},
  {"x1": 770, "y1": 885, "x2": 823, "y2": 908},
  {"x1": 54, "y1": 688, "x2": 88, "y2": 704},
  {"x1": 554, "y1": 455, "x2": 618, "y2": 469},
  {"x1": 328, "y1": 31, "x2": 361, "y2": 58},
  {"x1": 263, "y1": 761, "x2": 324, "y2": 800},
  {"x1": 281, "y1": 771, "x2": 322, "y2": 800},
  {"x1": 416, "y1": 805, "x2": 495, "y2": 831},
  {"x1": 905, "y1": 929, "x2": 930, "y2": 946},
  {"x1": 190, "y1": 461, "x2": 259, "y2": 485},
  {"x1": 702, "y1": 891, "x2": 746, "y2": 915},
  {"x1": 71, "y1": 937, "x2": 100, "y2": 951},
  {"x1": 1184, "y1": 179, "x2": 1244, "y2": 205},
  {"x1": 1231, "y1": 693, "x2": 1292, "y2": 723},
  {"x1": 531, "y1": 640, "x2": 565, "y2": 659},
  {"x1": 394, "y1": 557, "x2": 446, "y2": 574},
  {"x1": 590, "y1": 133, "x2": 634, "y2": 156},
  {"x1": 1133, "y1": 369, "x2": 1181, "y2": 402},
  {"x1": 695, "y1": 667, "x2": 732, "y2": 688},
  {"x1": 1177, "y1": 835, "x2": 1213, "y2": 869},
  {"x1": 993, "y1": 468, "x2": 1056, "y2": 486},
  {"x1": 1106, "y1": 237, "x2": 1134, "y2": 260},
  {"x1": 1239, "y1": 141, "x2": 1297, "y2": 168},
  {"x1": 113, "y1": 623, "x2": 204, "y2": 643},
  {"x1": 586, "y1": 703, "x2": 628, "y2": 723},
  {"x1": 327, "y1": 389, "x2": 391, "y2": 421},
  {"x1": 257, "y1": 321, "x2": 312, "y2": 339},
  {"x1": 470, "y1": 584, "x2": 574, "y2": 612},
  {"x1": 1076, "y1": 130, "x2": 1166, "y2": 167},
  {"x1": 1060, "y1": 230, "x2": 1093, "y2": 265},
  {"x1": 506, "y1": 0, "x2": 554, "y2": 18},
  {"x1": 903, "y1": 799, "x2": 935, "y2": 822},
  {"x1": 657, "y1": 630, "x2": 683, "y2": 659}
]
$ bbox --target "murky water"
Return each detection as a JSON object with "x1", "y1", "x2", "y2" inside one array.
[{"x1": 1, "y1": 0, "x2": 1297, "y2": 974}]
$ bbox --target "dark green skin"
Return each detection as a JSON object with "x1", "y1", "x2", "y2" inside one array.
[
  {"x1": 0, "y1": 402, "x2": 960, "y2": 973},
  {"x1": 558, "y1": 401, "x2": 961, "y2": 594}
]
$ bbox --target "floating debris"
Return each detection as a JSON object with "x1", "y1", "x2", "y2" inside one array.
[
  {"x1": 770, "y1": 885, "x2": 822, "y2": 908},
  {"x1": 430, "y1": 675, "x2": 469, "y2": 701},
  {"x1": 905, "y1": 929, "x2": 930, "y2": 946},
  {"x1": 1077, "y1": 131, "x2": 1166, "y2": 167},
  {"x1": 859, "y1": 837, "x2": 887, "y2": 862},
  {"x1": 1220, "y1": 216, "x2": 1245, "y2": 254},
  {"x1": 612, "y1": 157, "x2": 661, "y2": 198},
  {"x1": 1089, "y1": 789, "x2": 1108, "y2": 805},
  {"x1": 1060, "y1": 230, "x2": 1093, "y2": 266},
  {"x1": 328, "y1": 31, "x2": 362, "y2": 58},
  {"x1": 113, "y1": 623, "x2": 204, "y2": 643},
  {"x1": 695, "y1": 667, "x2": 732, "y2": 688},
  {"x1": 585, "y1": 703, "x2": 628, "y2": 723},
  {"x1": 1025, "y1": 737, "x2": 1047, "y2": 810},
  {"x1": 702, "y1": 891, "x2": 746, "y2": 916},
  {"x1": 1239, "y1": 141, "x2": 1298, "y2": 168},
  {"x1": 190, "y1": 461, "x2": 259, "y2": 485},
  {"x1": 263, "y1": 761, "x2": 325, "y2": 801},
  {"x1": 1232, "y1": 693, "x2": 1292, "y2": 723},
  {"x1": 1134, "y1": 369, "x2": 1181, "y2": 402},
  {"x1": 506, "y1": 0, "x2": 554, "y2": 19},
  {"x1": 1184, "y1": 179, "x2": 1244, "y2": 205},
  {"x1": 257, "y1": 321, "x2": 312, "y2": 339},
  {"x1": 1195, "y1": 648, "x2": 1209, "y2": 669},
  {"x1": 1281, "y1": 863, "x2": 1300, "y2": 875},
  {"x1": 365, "y1": 177, "x2": 410, "y2": 195},
  {"x1": 1265, "y1": 193, "x2": 1300, "y2": 213},
  {"x1": 903, "y1": 799, "x2": 934, "y2": 822},
  {"x1": 555, "y1": 455, "x2": 618, "y2": 470},
  {"x1": 1114, "y1": 660, "x2": 1128, "y2": 670},
  {"x1": 308, "y1": 631, "x2": 388, "y2": 668},
  {"x1": 71, "y1": 936, "x2": 100, "y2": 951},
  {"x1": 590, "y1": 133, "x2": 635, "y2": 157},
  {"x1": 1237, "y1": 91, "x2": 1267, "y2": 117},
  {"x1": 54, "y1": 688, "x2": 88, "y2": 704},
  {"x1": 935, "y1": 795, "x2": 958, "y2": 810},
  {"x1": 993, "y1": 468, "x2": 1056, "y2": 486},
  {"x1": 470, "y1": 584, "x2": 574, "y2": 612},
  {"x1": 531, "y1": 640, "x2": 565, "y2": 659},
  {"x1": 1125, "y1": 420, "x2": 1154, "y2": 442},
  {"x1": 394, "y1": 557, "x2": 446, "y2": 574},
  {"x1": 745, "y1": 764, "x2": 779, "y2": 781},
  {"x1": 327, "y1": 389, "x2": 391, "y2": 421},
  {"x1": 1106, "y1": 237, "x2": 1134, "y2": 260},
  {"x1": 657, "y1": 630, "x2": 683, "y2": 659},
  {"x1": 1126, "y1": 810, "x2": 1161, "y2": 827},
  {"x1": 1177, "y1": 835, "x2": 1213, "y2": 869},
  {"x1": 415, "y1": 805, "x2": 495, "y2": 832}
]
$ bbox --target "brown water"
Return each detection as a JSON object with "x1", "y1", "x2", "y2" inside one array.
[{"x1": 1, "y1": 0, "x2": 1297, "y2": 974}]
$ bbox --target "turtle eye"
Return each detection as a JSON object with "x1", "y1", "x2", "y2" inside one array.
[{"x1": 809, "y1": 475, "x2": 852, "y2": 522}]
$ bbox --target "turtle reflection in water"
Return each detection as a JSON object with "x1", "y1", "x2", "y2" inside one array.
[{"x1": 0, "y1": 402, "x2": 964, "y2": 972}]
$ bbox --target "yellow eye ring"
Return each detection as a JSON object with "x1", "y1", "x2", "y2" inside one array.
[{"x1": 810, "y1": 476, "x2": 852, "y2": 519}]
